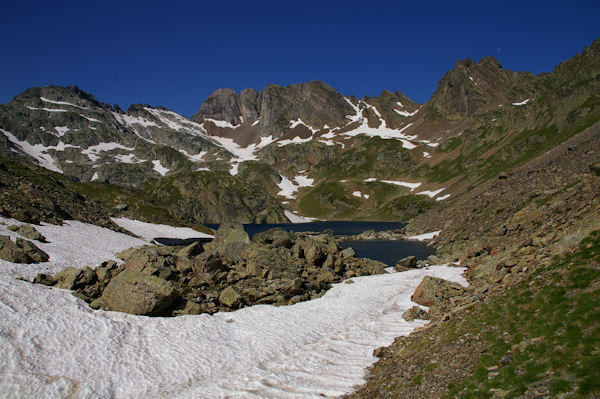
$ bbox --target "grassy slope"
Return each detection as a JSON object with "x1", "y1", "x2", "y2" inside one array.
[{"x1": 445, "y1": 232, "x2": 600, "y2": 397}]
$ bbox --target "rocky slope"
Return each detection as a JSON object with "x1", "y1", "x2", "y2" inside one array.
[{"x1": 347, "y1": 92, "x2": 600, "y2": 398}]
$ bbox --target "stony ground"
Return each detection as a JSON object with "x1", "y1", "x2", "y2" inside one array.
[{"x1": 347, "y1": 123, "x2": 600, "y2": 398}]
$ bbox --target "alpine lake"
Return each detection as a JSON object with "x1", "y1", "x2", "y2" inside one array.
[{"x1": 156, "y1": 221, "x2": 434, "y2": 267}]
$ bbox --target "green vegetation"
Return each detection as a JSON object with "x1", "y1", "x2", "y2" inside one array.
[
  {"x1": 313, "y1": 136, "x2": 415, "y2": 181},
  {"x1": 369, "y1": 194, "x2": 434, "y2": 220},
  {"x1": 298, "y1": 182, "x2": 361, "y2": 219},
  {"x1": 444, "y1": 231, "x2": 600, "y2": 398}
]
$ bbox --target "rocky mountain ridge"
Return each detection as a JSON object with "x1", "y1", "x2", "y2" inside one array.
[{"x1": 1, "y1": 39, "x2": 598, "y2": 226}]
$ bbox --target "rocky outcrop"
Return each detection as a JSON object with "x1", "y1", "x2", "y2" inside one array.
[
  {"x1": 0, "y1": 236, "x2": 49, "y2": 263},
  {"x1": 0, "y1": 156, "x2": 116, "y2": 227},
  {"x1": 36, "y1": 227, "x2": 387, "y2": 316},
  {"x1": 144, "y1": 170, "x2": 289, "y2": 224}
]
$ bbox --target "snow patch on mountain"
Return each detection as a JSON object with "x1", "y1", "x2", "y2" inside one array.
[
  {"x1": 152, "y1": 160, "x2": 170, "y2": 176},
  {"x1": 284, "y1": 210, "x2": 317, "y2": 223},
  {"x1": 26, "y1": 106, "x2": 68, "y2": 113},
  {"x1": 53, "y1": 126, "x2": 69, "y2": 137},
  {"x1": 512, "y1": 99, "x2": 530, "y2": 106},
  {"x1": 205, "y1": 118, "x2": 240, "y2": 129},
  {"x1": 81, "y1": 143, "x2": 135, "y2": 162},
  {"x1": 80, "y1": 114, "x2": 101, "y2": 123},
  {"x1": 277, "y1": 136, "x2": 313, "y2": 146},
  {"x1": 289, "y1": 118, "x2": 319, "y2": 133},
  {"x1": 417, "y1": 188, "x2": 446, "y2": 198},
  {"x1": 40, "y1": 96, "x2": 86, "y2": 109},
  {"x1": 408, "y1": 231, "x2": 441, "y2": 241},
  {"x1": 0, "y1": 128, "x2": 79, "y2": 173},
  {"x1": 339, "y1": 98, "x2": 419, "y2": 148}
]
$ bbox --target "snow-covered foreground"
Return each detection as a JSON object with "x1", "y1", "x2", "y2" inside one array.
[{"x1": 0, "y1": 218, "x2": 464, "y2": 398}]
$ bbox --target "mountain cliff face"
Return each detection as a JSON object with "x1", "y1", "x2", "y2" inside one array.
[
  {"x1": 191, "y1": 81, "x2": 355, "y2": 137},
  {"x1": 1, "y1": 39, "x2": 598, "y2": 226}
]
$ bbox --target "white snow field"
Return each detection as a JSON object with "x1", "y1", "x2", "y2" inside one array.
[
  {"x1": 408, "y1": 230, "x2": 442, "y2": 241},
  {"x1": 0, "y1": 218, "x2": 465, "y2": 398},
  {"x1": 110, "y1": 217, "x2": 213, "y2": 241}
]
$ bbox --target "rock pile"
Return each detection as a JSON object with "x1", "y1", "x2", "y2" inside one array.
[{"x1": 35, "y1": 224, "x2": 387, "y2": 316}]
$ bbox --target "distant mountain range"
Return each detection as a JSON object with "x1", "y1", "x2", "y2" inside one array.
[{"x1": 1, "y1": 38, "x2": 598, "y2": 226}]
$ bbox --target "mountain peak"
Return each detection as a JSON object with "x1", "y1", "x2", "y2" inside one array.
[{"x1": 426, "y1": 54, "x2": 535, "y2": 120}]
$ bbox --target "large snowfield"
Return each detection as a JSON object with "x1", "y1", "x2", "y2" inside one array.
[{"x1": 0, "y1": 217, "x2": 466, "y2": 398}]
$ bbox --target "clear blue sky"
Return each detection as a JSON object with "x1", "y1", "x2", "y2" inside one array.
[{"x1": 1, "y1": 0, "x2": 598, "y2": 117}]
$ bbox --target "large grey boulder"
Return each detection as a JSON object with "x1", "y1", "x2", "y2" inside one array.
[
  {"x1": 98, "y1": 270, "x2": 176, "y2": 316},
  {"x1": 396, "y1": 255, "x2": 417, "y2": 268},
  {"x1": 411, "y1": 276, "x2": 466, "y2": 307},
  {"x1": 204, "y1": 223, "x2": 250, "y2": 262}
]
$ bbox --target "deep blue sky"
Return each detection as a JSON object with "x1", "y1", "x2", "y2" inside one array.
[{"x1": 1, "y1": 0, "x2": 598, "y2": 117}]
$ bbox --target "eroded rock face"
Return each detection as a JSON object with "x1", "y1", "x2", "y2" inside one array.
[
  {"x1": 98, "y1": 270, "x2": 176, "y2": 316},
  {"x1": 192, "y1": 81, "x2": 354, "y2": 137},
  {"x1": 0, "y1": 235, "x2": 49, "y2": 263}
]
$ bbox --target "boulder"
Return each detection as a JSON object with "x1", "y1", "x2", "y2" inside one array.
[
  {"x1": 204, "y1": 223, "x2": 250, "y2": 262},
  {"x1": 243, "y1": 243, "x2": 296, "y2": 279},
  {"x1": 303, "y1": 241, "x2": 328, "y2": 266},
  {"x1": 98, "y1": 270, "x2": 176, "y2": 315},
  {"x1": 219, "y1": 287, "x2": 241, "y2": 308},
  {"x1": 395, "y1": 255, "x2": 417, "y2": 268},
  {"x1": 17, "y1": 238, "x2": 49, "y2": 263},
  {"x1": 411, "y1": 276, "x2": 466, "y2": 307},
  {"x1": 253, "y1": 228, "x2": 294, "y2": 248},
  {"x1": 33, "y1": 273, "x2": 55, "y2": 286},
  {"x1": 317, "y1": 270, "x2": 335, "y2": 285},
  {"x1": 340, "y1": 247, "x2": 355, "y2": 258},
  {"x1": 8, "y1": 224, "x2": 47, "y2": 242},
  {"x1": 119, "y1": 245, "x2": 173, "y2": 275},
  {"x1": 0, "y1": 236, "x2": 29, "y2": 263},
  {"x1": 0, "y1": 236, "x2": 49, "y2": 263},
  {"x1": 54, "y1": 266, "x2": 97, "y2": 290},
  {"x1": 192, "y1": 252, "x2": 226, "y2": 275},
  {"x1": 176, "y1": 241, "x2": 204, "y2": 259}
]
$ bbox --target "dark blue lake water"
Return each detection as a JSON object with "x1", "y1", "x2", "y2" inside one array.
[
  {"x1": 339, "y1": 240, "x2": 434, "y2": 266},
  {"x1": 204, "y1": 221, "x2": 407, "y2": 238},
  {"x1": 156, "y1": 221, "x2": 433, "y2": 266}
]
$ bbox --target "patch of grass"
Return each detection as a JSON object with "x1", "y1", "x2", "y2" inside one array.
[{"x1": 444, "y1": 230, "x2": 600, "y2": 398}]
